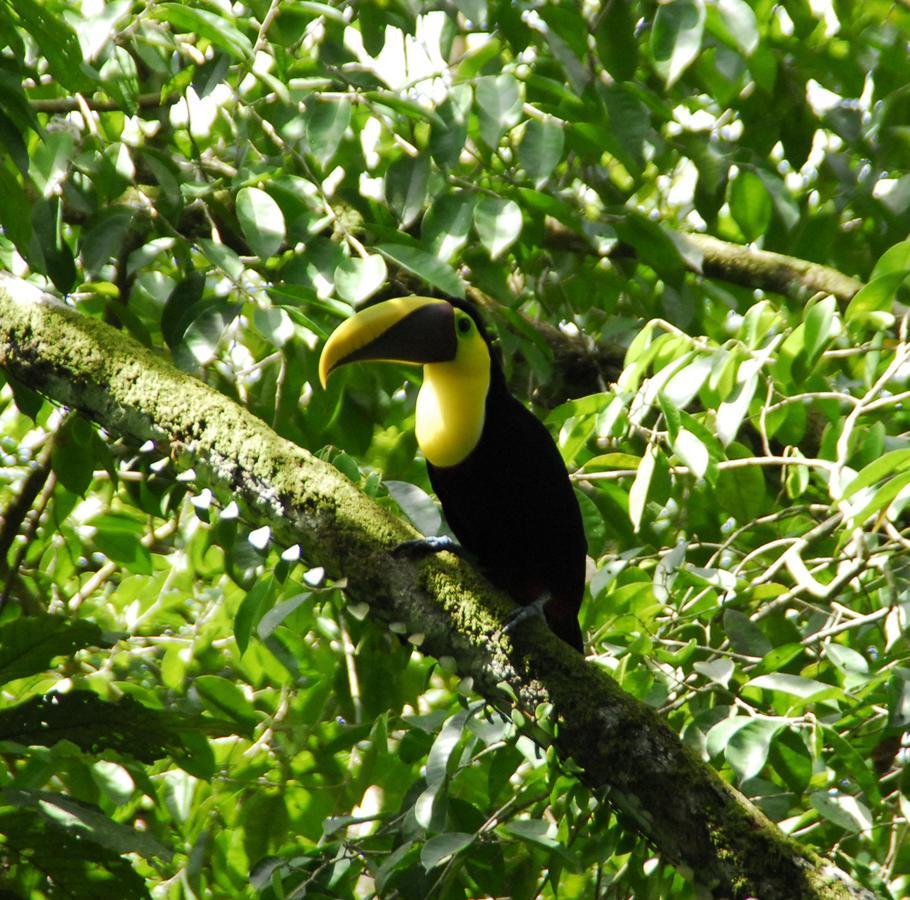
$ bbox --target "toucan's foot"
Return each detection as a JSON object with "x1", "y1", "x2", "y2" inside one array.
[
  {"x1": 392, "y1": 535, "x2": 465, "y2": 559},
  {"x1": 502, "y1": 592, "x2": 551, "y2": 638}
]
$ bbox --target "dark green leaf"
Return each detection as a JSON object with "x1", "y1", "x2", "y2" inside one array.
[
  {"x1": 518, "y1": 118, "x2": 564, "y2": 185},
  {"x1": 194, "y1": 675, "x2": 259, "y2": 733},
  {"x1": 723, "y1": 609, "x2": 772, "y2": 658},
  {"x1": 0, "y1": 618, "x2": 103, "y2": 686},
  {"x1": 385, "y1": 155, "x2": 429, "y2": 228}
]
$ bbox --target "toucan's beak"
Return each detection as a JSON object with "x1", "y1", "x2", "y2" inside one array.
[{"x1": 319, "y1": 297, "x2": 457, "y2": 388}]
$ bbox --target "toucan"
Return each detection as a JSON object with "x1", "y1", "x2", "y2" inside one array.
[{"x1": 319, "y1": 296, "x2": 586, "y2": 651}]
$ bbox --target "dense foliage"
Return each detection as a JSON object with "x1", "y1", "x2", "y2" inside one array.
[{"x1": 1, "y1": 0, "x2": 910, "y2": 896}]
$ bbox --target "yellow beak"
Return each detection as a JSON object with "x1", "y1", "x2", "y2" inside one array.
[{"x1": 318, "y1": 296, "x2": 458, "y2": 388}]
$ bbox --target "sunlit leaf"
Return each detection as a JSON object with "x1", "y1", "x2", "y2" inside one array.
[
  {"x1": 474, "y1": 196, "x2": 522, "y2": 260},
  {"x1": 334, "y1": 253, "x2": 387, "y2": 305},
  {"x1": 475, "y1": 73, "x2": 522, "y2": 148},
  {"x1": 237, "y1": 187, "x2": 285, "y2": 259},
  {"x1": 375, "y1": 242, "x2": 464, "y2": 297},
  {"x1": 651, "y1": 0, "x2": 706, "y2": 87},
  {"x1": 152, "y1": 3, "x2": 252, "y2": 58}
]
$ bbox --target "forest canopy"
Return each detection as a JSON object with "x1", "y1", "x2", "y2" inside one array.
[{"x1": 1, "y1": 0, "x2": 910, "y2": 897}]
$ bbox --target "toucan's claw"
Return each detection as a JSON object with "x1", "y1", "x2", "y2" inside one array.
[
  {"x1": 392, "y1": 535, "x2": 466, "y2": 559},
  {"x1": 501, "y1": 592, "x2": 551, "y2": 638}
]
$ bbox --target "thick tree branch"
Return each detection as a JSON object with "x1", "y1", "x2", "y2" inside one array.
[
  {"x1": 544, "y1": 221, "x2": 863, "y2": 303},
  {"x1": 682, "y1": 233, "x2": 864, "y2": 302},
  {"x1": 0, "y1": 274, "x2": 872, "y2": 900}
]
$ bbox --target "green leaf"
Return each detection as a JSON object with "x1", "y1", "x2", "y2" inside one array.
[
  {"x1": 51, "y1": 415, "x2": 95, "y2": 496},
  {"x1": 723, "y1": 609, "x2": 771, "y2": 658},
  {"x1": 5, "y1": 787, "x2": 172, "y2": 859},
  {"x1": 334, "y1": 254, "x2": 387, "y2": 304},
  {"x1": 385, "y1": 481, "x2": 442, "y2": 536},
  {"x1": 729, "y1": 169, "x2": 772, "y2": 241},
  {"x1": 706, "y1": 714, "x2": 751, "y2": 758},
  {"x1": 425, "y1": 709, "x2": 469, "y2": 787},
  {"x1": 0, "y1": 809, "x2": 151, "y2": 898},
  {"x1": 475, "y1": 74, "x2": 522, "y2": 148},
  {"x1": 235, "y1": 576, "x2": 278, "y2": 654},
  {"x1": 8, "y1": 0, "x2": 94, "y2": 91},
  {"x1": 582, "y1": 452, "x2": 641, "y2": 471},
  {"x1": 841, "y1": 448, "x2": 910, "y2": 499},
  {"x1": 715, "y1": 365, "x2": 757, "y2": 445},
  {"x1": 824, "y1": 643, "x2": 868, "y2": 676},
  {"x1": 257, "y1": 592, "x2": 311, "y2": 640},
  {"x1": 651, "y1": 0, "x2": 706, "y2": 87},
  {"x1": 870, "y1": 238, "x2": 910, "y2": 279},
  {"x1": 253, "y1": 306, "x2": 295, "y2": 347},
  {"x1": 501, "y1": 818, "x2": 560, "y2": 848},
  {"x1": 474, "y1": 196, "x2": 522, "y2": 260},
  {"x1": 423, "y1": 192, "x2": 475, "y2": 261},
  {"x1": 99, "y1": 45, "x2": 139, "y2": 113},
  {"x1": 715, "y1": 445, "x2": 765, "y2": 521},
  {"x1": 519, "y1": 119, "x2": 564, "y2": 185},
  {"x1": 594, "y1": 0, "x2": 638, "y2": 80},
  {"x1": 845, "y1": 271, "x2": 907, "y2": 322},
  {"x1": 375, "y1": 243, "x2": 464, "y2": 297},
  {"x1": 385, "y1": 155, "x2": 429, "y2": 228},
  {"x1": 80, "y1": 207, "x2": 135, "y2": 278},
  {"x1": 614, "y1": 211, "x2": 684, "y2": 278},
  {"x1": 304, "y1": 98, "x2": 352, "y2": 168},
  {"x1": 0, "y1": 164, "x2": 31, "y2": 252},
  {"x1": 753, "y1": 643, "x2": 805, "y2": 674},
  {"x1": 0, "y1": 691, "x2": 181, "y2": 762},
  {"x1": 194, "y1": 675, "x2": 259, "y2": 733},
  {"x1": 629, "y1": 445, "x2": 658, "y2": 533},
  {"x1": 768, "y1": 728, "x2": 813, "y2": 794},
  {"x1": 745, "y1": 673, "x2": 837, "y2": 699},
  {"x1": 199, "y1": 238, "x2": 246, "y2": 281},
  {"x1": 725, "y1": 718, "x2": 784, "y2": 781},
  {"x1": 363, "y1": 91, "x2": 446, "y2": 131},
  {"x1": 430, "y1": 85, "x2": 472, "y2": 167},
  {"x1": 848, "y1": 469, "x2": 910, "y2": 527},
  {"x1": 706, "y1": 0, "x2": 759, "y2": 56},
  {"x1": 151, "y1": 3, "x2": 252, "y2": 59},
  {"x1": 31, "y1": 196, "x2": 76, "y2": 292},
  {"x1": 672, "y1": 429, "x2": 709, "y2": 478},
  {"x1": 0, "y1": 618, "x2": 103, "y2": 686},
  {"x1": 824, "y1": 727, "x2": 882, "y2": 806},
  {"x1": 91, "y1": 514, "x2": 153, "y2": 574},
  {"x1": 236, "y1": 187, "x2": 285, "y2": 259},
  {"x1": 420, "y1": 832, "x2": 474, "y2": 870},
  {"x1": 810, "y1": 790, "x2": 872, "y2": 835}
]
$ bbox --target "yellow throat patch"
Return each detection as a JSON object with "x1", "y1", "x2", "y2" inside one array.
[{"x1": 415, "y1": 308, "x2": 491, "y2": 468}]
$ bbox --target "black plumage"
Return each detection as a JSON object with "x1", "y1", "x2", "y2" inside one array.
[{"x1": 426, "y1": 303, "x2": 586, "y2": 651}]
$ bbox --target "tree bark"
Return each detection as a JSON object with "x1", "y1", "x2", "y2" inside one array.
[{"x1": 0, "y1": 274, "x2": 873, "y2": 900}]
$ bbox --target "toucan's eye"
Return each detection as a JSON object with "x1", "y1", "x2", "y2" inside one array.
[{"x1": 457, "y1": 317, "x2": 472, "y2": 334}]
